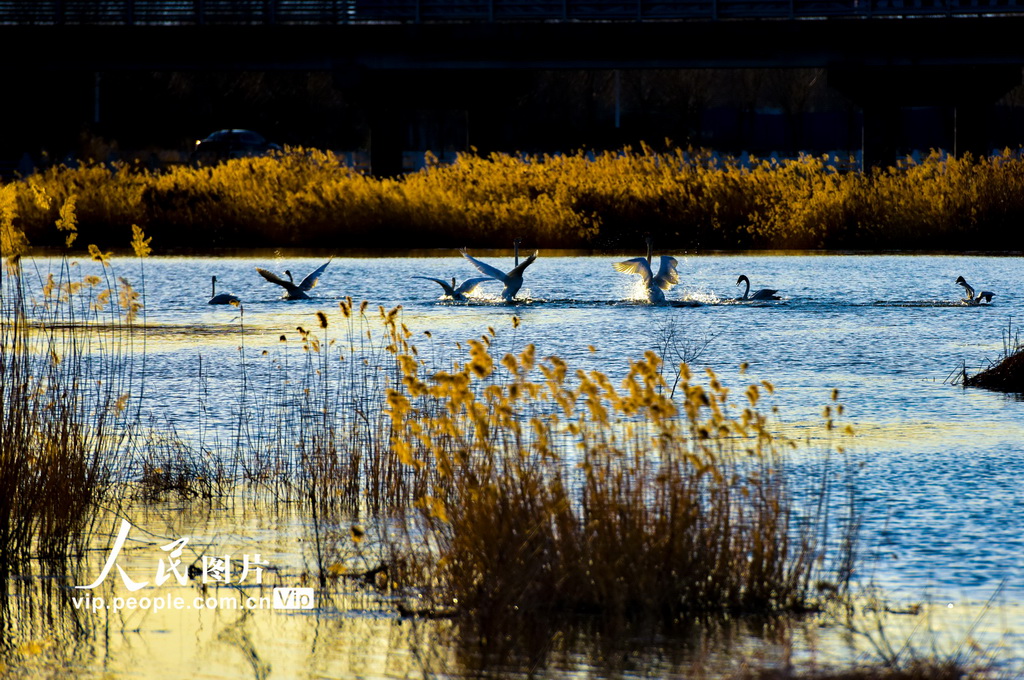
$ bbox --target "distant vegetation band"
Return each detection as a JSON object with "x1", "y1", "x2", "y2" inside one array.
[{"x1": 6, "y1": 145, "x2": 1024, "y2": 252}]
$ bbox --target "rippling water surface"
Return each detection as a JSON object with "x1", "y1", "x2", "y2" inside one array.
[{"x1": 8, "y1": 251, "x2": 1024, "y2": 677}]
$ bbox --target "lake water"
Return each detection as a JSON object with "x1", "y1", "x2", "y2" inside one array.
[{"x1": 6, "y1": 251, "x2": 1024, "y2": 677}]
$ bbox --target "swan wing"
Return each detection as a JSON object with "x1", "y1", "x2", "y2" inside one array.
[
  {"x1": 508, "y1": 250, "x2": 538, "y2": 277},
  {"x1": 298, "y1": 260, "x2": 331, "y2": 291},
  {"x1": 412, "y1": 276, "x2": 456, "y2": 296},
  {"x1": 613, "y1": 257, "x2": 653, "y2": 281},
  {"x1": 653, "y1": 256, "x2": 679, "y2": 290},
  {"x1": 956, "y1": 279, "x2": 975, "y2": 300},
  {"x1": 256, "y1": 267, "x2": 290, "y2": 288},
  {"x1": 455, "y1": 277, "x2": 492, "y2": 295},
  {"x1": 752, "y1": 288, "x2": 779, "y2": 300},
  {"x1": 461, "y1": 249, "x2": 509, "y2": 283}
]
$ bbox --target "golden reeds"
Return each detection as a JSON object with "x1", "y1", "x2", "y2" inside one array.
[
  {"x1": 1, "y1": 199, "x2": 136, "y2": 569},
  {"x1": 382, "y1": 333, "x2": 855, "y2": 624},
  {"x1": 7, "y1": 147, "x2": 1024, "y2": 251}
]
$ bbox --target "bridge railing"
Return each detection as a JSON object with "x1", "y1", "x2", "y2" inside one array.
[{"x1": 1, "y1": 0, "x2": 1022, "y2": 24}]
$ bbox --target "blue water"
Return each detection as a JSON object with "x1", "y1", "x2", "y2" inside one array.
[{"x1": 14, "y1": 252, "x2": 1024, "y2": 606}]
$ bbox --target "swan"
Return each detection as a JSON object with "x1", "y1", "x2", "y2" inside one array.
[
  {"x1": 736, "y1": 274, "x2": 780, "y2": 301},
  {"x1": 413, "y1": 276, "x2": 491, "y2": 301},
  {"x1": 256, "y1": 260, "x2": 331, "y2": 300},
  {"x1": 955, "y1": 275, "x2": 994, "y2": 305},
  {"x1": 460, "y1": 241, "x2": 538, "y2": 302},
  {"x1": 208, "y1": 275, "x2": 240, "y2": 305},
  {"x1": 613, "y1": 235, "x2": 679, "y2": 303}
]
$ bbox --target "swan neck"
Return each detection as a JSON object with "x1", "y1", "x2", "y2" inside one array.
[{"x1": 742, "y1": 277, "x2": 750, "y2": 298}]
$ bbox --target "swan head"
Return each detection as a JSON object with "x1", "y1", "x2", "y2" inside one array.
[
  {"x1": 955, "y1": 276, "x2": 967, "y2": 286},
  {"x1": 736, "y1": 275, "x2": 749, "y2": 286},
  {"x1": 451, "y1": 277, "x2": 456, "y2": 287},
  {"x1": 285, "y1": 270, "x2": 294, "y2": 283}
]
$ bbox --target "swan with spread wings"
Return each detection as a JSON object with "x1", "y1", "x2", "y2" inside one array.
[
  {"x1": 256, "y1": 260, "x2": 331, "y2": 300},
  {"x1": 460, "y1": 239, "x2": 538, "y2": 302},
  {"x1": 413, "y1": 276, "x2": 492, "y2": 301},
  {"x1": 613, "y1": 235, "x2": 679, "y2": 303}
]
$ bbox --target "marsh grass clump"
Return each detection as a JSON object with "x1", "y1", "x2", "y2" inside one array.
[
  {"x1": 963, "y1": 319, "x2": 1024, "y2": 393},
  {"x1": 132, "y1": 431, "x2": 227, "y2": 502},
  {"x1": 384, "y1": 336, "x2": 854, "y2": 626}
]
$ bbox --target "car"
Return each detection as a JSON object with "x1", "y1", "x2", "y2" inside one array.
[{"x1": 189, "y1": 129, "x2": 282, "y2": 164}]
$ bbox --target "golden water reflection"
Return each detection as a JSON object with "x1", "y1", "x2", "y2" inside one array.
[{"x1": 3, "y1": 498, "x2": 1023, "y2": 679}]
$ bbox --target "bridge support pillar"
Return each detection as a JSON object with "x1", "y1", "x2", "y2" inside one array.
[
  {"x1": 859, "y1": 103, "x2": 900, "y2": 171},
  {"x1": 828, "y1": 65, "x2": 1021, "y2": 168},
  {"x1": 368, "y1": 107, "x2": 406, "y2": 177},
  {"x1": 334, "y1": 66, "x2": 410, "y2": 177}
]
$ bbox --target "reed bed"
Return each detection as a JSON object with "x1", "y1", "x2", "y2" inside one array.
[
  {"x1": 382, "y1": 330, "x2": 855, "y2": 624},
  {"x1": 7, "y1": 146, "x2": 1024, "y2": 251},
  {"x1": 159, "y1": 297, "x2": 853, "y2": 618},
  {"x1": 0, "y1": 193, "x2": 137, "y2": 572}
]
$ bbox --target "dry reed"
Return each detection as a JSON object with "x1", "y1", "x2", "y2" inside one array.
[
  {"x1": 963, "y1": 319, "x2": 1024, "y2": 393},
  {"x1": 1, "y1": 194, "x2": 136, "y2": 571},
  {"x1": 7, "y1": 146, "x2": 1024, "y2": 251},
  {"x1": 382, "y1": 331, "x2": 856, "y2": 625}
]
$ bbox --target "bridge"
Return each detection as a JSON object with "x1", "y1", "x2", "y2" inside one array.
[
  {"x1": 3, "y1": 0, "x2": 1024, "y2": 25},
  {"x1": 3, "y1": 1, "x2": 1024, "y2": 70},
  {"x1": 2, "y1": 1, "x2": 1024, "y2": 172}
]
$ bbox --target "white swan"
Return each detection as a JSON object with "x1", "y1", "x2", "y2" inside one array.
[
  {"x1": 460, "y1": 241, "x2": 538, "y2": 302},
  {"x1": 256, "y1": 260, "x2": 331, "y2": 300},
  {"x1": 413, "y1": 276, "x2": 491, "y2": 301},
  {"x1": 956, "y1": 275, "x2": 994, "y2": 305},
  {"x1": 736, "y1": 274, "x2": 780, "y2": 301},
  {"x1": 613, "y1": 235, "x2": 679, "y2": 303},
  {"x1": 208, "y1": 275, "x2": 240, "y2": 305}
]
